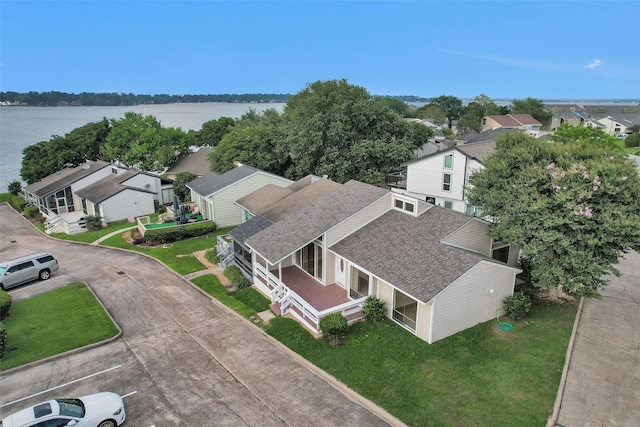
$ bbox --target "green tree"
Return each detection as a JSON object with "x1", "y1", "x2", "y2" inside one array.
[
  {"x1": 7, "y1": 180, "x2": 22, "y2": 196},
  {"x1": 172, "y1": 171, "x2": 198, "y2": 202},
  {"x1": 377, "y1": 97, "x2": 411, "y2": 117},
  {"x1": 415, "y1": 104, "x2": 447, "y2": 125},
  {"x1": 428, "y1": 95, "x2": 464, "y2": 129},
  {"x1": 457, "y1": 94, "x2": 501, "y2": 135},
  {"x1": 101, "y1": 112, "x2": 184, "y2": 171},
  {"x1": 195, "y1": 117, "x2": 235, "y2": 147},
  {"x1": 467, "y1": 127, "x2": 640, "y2": 300},
  {"x1": 282, "y1": 79, "x2": 421, "y2": 185},
  {"x1": 624, "y1": 133, "x2": 639, "y2": 148},
  {"x1": 511, "y1": 97, "x2": 553, "y2": 128}
]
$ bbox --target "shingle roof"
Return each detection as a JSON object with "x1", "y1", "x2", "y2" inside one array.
[
  {"x1": 246, "y1": 180, "x2": 389, "y2": 263},
  {"x1": 456, "y1": 140, "x2": 496, "y2": 163},
  {"x1": 459, "y1": 128, "x2": 522, "y2": 144},
  {"x1": 261, "y1": 178, "x2": 342, "y2": 222},
  {"x1": 235, "y1": 184, "x2": 294, "y2": 215},
  {"x1": 229, "y1": 215, "x2": 273, "y2": 245},
  {"x1": 167, "y1": 147, "x2": 212, "y2": 176},
  {"x1": 330, "y1": 207, "x2": 484, "y2": 303},
  {"x1": 24, "y1": 160, "x2": 110, "y2": 197},
  {"x1": 74, "y1": 169, "x2": 155, "y2": 203},
  {"x1": 187, "y1": 165, "x2": 262, "y2": 197},
  {"x1": 487, "y1": 114, "x2": 541, "y2": 127}
]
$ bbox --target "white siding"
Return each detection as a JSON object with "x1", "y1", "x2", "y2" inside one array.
[
  {"x1": 415, "y1": 302, "x2": 432, "y2": 343},
  {"x1": 70, "y1": 166, "x2": 113, "y2": 193},
  {"x1": 376, "y1": 278, "x2": 394, "y2": 318},
  {"x1": 430, "y1": 261, "x2": 516, "y2": 343},
  {"x1": 100, "y1": 190, "x2": 156, "y2": 222},
  {"x1": 406, "y1": 150, "x2": 467, "y2": 203},
  {"x1": 211, "y1": 173, "x2": 292, "y2": 227},
  {"x1": 442, "y1": 219, "x2": 492, "y2": 256},
  {"x1": 326, "y1": 193, "x2": 391, "y2": 247}
]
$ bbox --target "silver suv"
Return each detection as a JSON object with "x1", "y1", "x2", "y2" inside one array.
[{"x1": 0, "y1": 253, "x2": 59, "y2": 290}]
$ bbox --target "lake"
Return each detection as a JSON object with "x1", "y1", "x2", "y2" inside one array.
[{"x1": 0, "y1": 102, "x2": 286, "y2": 191}]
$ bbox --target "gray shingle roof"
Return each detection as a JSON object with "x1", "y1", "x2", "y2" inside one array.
[
  {"x1": 235, "y1": 184, "x2": 294, "y2": 216},
  {"x1": 74, "y1": 169, "x2": 154, "y2": 203},
  {"x1": 24, "y1": 160, "x2": 110, "y2": 197},
  {"x1": 330, "y1": 207, "x2": 484, "y2": 303},
  {"x1": 246, "y1": 180, "x2": 389, "y2": 264},
  {"x1": 187, "y1": 165, "x2": 264, "y2": 197},
  {"x1": 459, "y1": 128, "x2": 522, "y2": 144},
  {"x1": 261, "y1": 178, "x2": 342, "y2": 222},
  {"x1": 167, "y1": 147, "x2": 212, "y2": 176},
  {"x1": 456, "y1": 140, "x2": 496, "y2": 163},
  {"x1": 228, "y1": 215, "x2": 273, "y2": 246}
]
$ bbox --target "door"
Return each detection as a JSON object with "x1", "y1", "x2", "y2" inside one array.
[
  {"x1": 5, "y1": 261, "x2": 35, "y2": 288},
  {"x1": 335, "y1": 257, "x2": 345, "y2": 286}
]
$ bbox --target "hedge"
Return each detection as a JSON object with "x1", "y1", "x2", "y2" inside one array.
[
  {"x1": 10, "y1": 195, "x2": 26, "y2": 211},
  {"x1": 0, "y1": 290, "x2": 11, "y2": 321},
  {"x1": 144, "y1": 221, "x2": 217, "y2": 245}
]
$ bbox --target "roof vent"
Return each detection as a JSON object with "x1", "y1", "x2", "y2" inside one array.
[{"x1": 145, "y1": 183, "x2": 151, "y2": 189}]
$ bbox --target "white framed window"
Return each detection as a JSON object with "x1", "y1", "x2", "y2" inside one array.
[
  {"x1": 393, "y1": 289, "x2": 417, "y2": 331},
  {"x1": 393, "y1": 196, "x2": 416, "y2": 214},
  {"x1": 444, "y1": 201, "x2": 453, "y2": 210},
  {"x1": 443, "y1": 154, "x2": 453, "y2": 169},
  {"x1": 443, "y1": 173, "x2": 452, "y2": 191}
]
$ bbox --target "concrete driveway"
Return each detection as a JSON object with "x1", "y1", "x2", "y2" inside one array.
[{"x1": 0, "y1": 204, "x2": 398, "y2": 426}]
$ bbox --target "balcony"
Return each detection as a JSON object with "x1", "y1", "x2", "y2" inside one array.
[{"x1": 387, "y1": 171, "x2": 407, "y2": 190}]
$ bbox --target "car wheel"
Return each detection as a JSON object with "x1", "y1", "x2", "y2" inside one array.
[
  {"x1": 97, "y1": 420, "x2": 116, "y2": 427},
  {"x1": 0, "y1": 283, "x2": 4, "y2": 290},
  {"x1": 39, "y1": 269, "x2": 51, "y2": 280}
]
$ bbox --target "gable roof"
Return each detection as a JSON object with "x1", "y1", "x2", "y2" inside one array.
[
  {"x1": 187, "y1": 165, "x2": 274, "y2": 197},
  {"x1": 24, "y1": 160, "x2": 110, "y2": 197},
  {"x1": 167, "y1": 147, "x2": 212, "y2": 176},
  {"x1": 228, "y1": 215, "x2": 273, "y2": 245},
  {"x1": 74, "y1": 169, "x2": 155, "y2": 203},
  {"x1": 458, "y1": 128, "x2": 522, "y2": 144},
  {"x1": 403, "y1": 139, "x2": 497, "y2": 166},
  {"x1": 486, "y1": 113, "x2": 541, "y2": 127},
  {"x1": 246, "y1": 180, "x2": 389, "y2": 264},
  {"x1": 330, "y1": 207, "x2": 486, "y2": 303}
]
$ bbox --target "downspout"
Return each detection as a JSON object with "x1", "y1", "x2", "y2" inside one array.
[{"x1": 429, "y1": 297, "x2": 436, "y2": 344}]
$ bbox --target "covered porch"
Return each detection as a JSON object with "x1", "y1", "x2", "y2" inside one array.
[{"x1": 254, "y1": 263, "x2": 365, "y2": 334}]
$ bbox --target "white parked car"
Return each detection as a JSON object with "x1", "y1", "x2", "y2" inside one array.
[{"x1": 0, "y1": 392, "x2": 125, "y2": 427}]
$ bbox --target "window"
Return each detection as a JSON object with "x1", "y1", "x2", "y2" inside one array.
[
  {"x1": 111, "y1": 167, "x2": 118, "y2": 174},
  {"x1": 425, "y1": 196, "x2": 436, "y2": 204},
  {"x1": 393, "y1": 289, "x2": 417, "y2": 331},
  {"x1": 350, "y1": 267, "x2": 369, "y2": 299},
  {"x1": 443, "y1": 173, "x2": 452, "y2": 191},
  {"x1": 393, "y1": 197, "x2": 415, "y2": 214},
  {"x1": 296, "y1": 241, "x2": 322, "y2": 281},
  {"x1": 492, "y1": 245, "x2": 510, "y2": 263},
  {"x1": 443, "y1": 154, "x2": 453, "y2": 169},
  {"x1": 466, "y1": 206, "x2": 483, "y2": 217},
  {"x1": 444, "y1": 201, "x2": 453, "y2": 209},
  {"x1": 81, "y1": 198, "x2": 87, "y2": 214},
  {"x1": 36, "y1": 255, "x2": 55, "y2": 263}
]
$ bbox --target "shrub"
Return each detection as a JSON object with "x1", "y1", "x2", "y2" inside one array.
[
  {"x1": 10, "y1": 195, "x2": 26, "y2": 211},
  {"x1": 157, "y1": 205, "x2": 167, "y2": 214},
  {"x1": 503, "y1": 292, "x2": 532, "y2": 321},
  {"x1": 7, "y1": 179, "x2": 22, "y2": 196},
  {"x1": 0, "y1": 290, "x2": 11, "y2": 321},
  {"x1": 624, "y1": 133, "x2": 639, "y2": 148},
  {"x1": 84, "y1": 215, "x2": 104, "y2": 232},
  {"x1": 0, "y1": 322, "x2": 6, "y2": 359},
  {"x1": 319, "y1": 312, "x2": 348, "y2": 348},
  {"x1": 143, "y1": 221, "x2": 217, "y2": 245},
  {"x1": 205, "y1": 248, "x2": 220, "y2": 264},
  {"x1": 24, "y1": 205, "x2": 39, "y2": 218},
  {"x1": 362, "y1": 295, "x2": 386, "y2": 323},
  {"x1": 223, "y1": 265, "x2": 251, "y2": 290}
]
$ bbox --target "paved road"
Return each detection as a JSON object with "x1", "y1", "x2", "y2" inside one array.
[
  {"x1": 0, "y1": 204, "x2": 398, "y2": 426},
  {"x1": 555, "y1": 250, "x2": 640, "y2": 427}
]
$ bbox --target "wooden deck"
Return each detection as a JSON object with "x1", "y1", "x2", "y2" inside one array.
[{"x1": 271, "y1": 266, "x2": 350, "y2": 311}]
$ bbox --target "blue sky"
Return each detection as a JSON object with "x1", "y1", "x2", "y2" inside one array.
[{"x1": 2, "y1": 1, "x2": 639, "y2": 100}]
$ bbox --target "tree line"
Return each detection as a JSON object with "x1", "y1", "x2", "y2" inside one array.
[{"x1": 0, "y1": 91, "x2": 291, "y2": 106}]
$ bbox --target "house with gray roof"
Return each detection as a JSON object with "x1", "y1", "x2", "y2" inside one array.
[
  {"x1": 186, "y1": 164, "x2": 293, "y2": 228},
  {"x1": 240, "y1": 179, "x2": 520, "y2": 344},
  {"x1": 165, "y1": 147, "x2": 213, "y2": 180},
  {"x1": 22, "y1": 160, "x2": 174, "y2": 234}
]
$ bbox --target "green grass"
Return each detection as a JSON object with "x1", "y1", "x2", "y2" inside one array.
[
  {"x1": 191, "y1": 274, "x2": 267, "y2": 324},
  {"x1": 100, "y1": 227, "x2": 233, "y2": 275},
  {"x1": 266, "y1": 301, "x2": 577, "y2": 427},
  {"x1": 50, "y1": 219, "x2": 138, "y2": 243},
  {"x1": 1, "y1": 282, "x2": 119, "y2": 371},
  {"x1": 0, "y1": 193, "x2": 11, "y2": 203}
]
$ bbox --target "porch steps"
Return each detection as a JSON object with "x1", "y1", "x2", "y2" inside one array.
[{"x1": 270, "y1": 302, "x2": 282, "y2": 316}]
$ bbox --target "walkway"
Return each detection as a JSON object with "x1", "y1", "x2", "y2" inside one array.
[{"x1": 554, "y1": 250, "x2": 640, "y2": 426}]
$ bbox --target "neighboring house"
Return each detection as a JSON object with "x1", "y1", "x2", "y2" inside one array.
[
  {"x1": 586, "y1": 116, "x2": 630, "y2": 136},
  {"x1": 235, "y1": 180, "x2": 520, "y2": 344},
  {"x1": 186, "y1": 164, "x2": 293, "y2": 228},
  {"x1": 482, "y1": 114, "x2": 541, "y2": 136},
  {"x1": 22, "y1": 161, "x2": 174, "y2": 234},
  {"x1": 165, "y1": 147, "x2": 213, "y2": 180},
  {"x1": 389, "y1": 139, "x2": 497, "y2": 215},
  {"x1": 547, "y1": 104, "x2": 640, "y2": 132}
]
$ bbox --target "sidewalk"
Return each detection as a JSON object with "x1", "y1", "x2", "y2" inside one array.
[
  {"x1": 90, "y1": 225, "x2": 137, "y2": 245},
  {"x1": 186, "y1": 250, "x2": 232, "y2": 288},
  {"x1": 554, "y1": 250, "x2": 640, "y2": 426}
]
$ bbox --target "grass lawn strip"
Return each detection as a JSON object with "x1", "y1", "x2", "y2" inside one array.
[
  {"x1": 1, "y1": 282, "x2": 119, "y2": 371},
  {"x1": 266, "y1": 301, "x2": 577, "y2": 427}
]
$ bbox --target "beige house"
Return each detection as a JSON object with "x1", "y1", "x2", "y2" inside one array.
[
  {"x1": 186, "y1": 164, "x2": 293, "y2": 228},
  {"x1": 231, "y1": 180, "x2": 521, "y2": 344},
  {"x1": 482, "y1": 114, "x2": 542, "y2": 136}
]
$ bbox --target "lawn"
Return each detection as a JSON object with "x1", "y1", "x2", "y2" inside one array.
[
  {"x1": 266, "y1": 300, "x2": 577, "y2": 427},
  {"x1": 50, "y1": 217, "x2": 152, "y2": 243},
  {"x1": 100, "y1": 226, "x2": 234, "y2": 275},
  {"x1": 1, "y1": 282, "x2": 119, "y2": 371}
]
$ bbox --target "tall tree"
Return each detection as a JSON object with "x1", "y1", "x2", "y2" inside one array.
[
  {"x1": 172, "y1": 171, "x2": 198, "y2": 202},
  {"x1": 467, "y1": 126, "x2": 640, "y2": 300},
  {"x1": 457, "y1": 94, "x2": 500, "y2": 135},
  {"x1": 428, "y1": 95, "x2": 464, "y2": 129},
  {"x1": 195, "y1": 117, "x2": 235, "y2": 147},
  {"x1": 511, "y1": 97, "x2": 553, "y2": 127},
  {"x1": 282, "y1": 79, "x2": 422, "y2": 185},
  {"x1": 414, "y1": 104, "x2": 447, "y2": 125}
]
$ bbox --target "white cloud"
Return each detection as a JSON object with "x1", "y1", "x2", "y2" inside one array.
[
  {"x1": 437, "y1": 48, "x2": 560, "y2": 70},
  {"x1": 584, "y1": 59, "x2": 602, "y2": 70}
]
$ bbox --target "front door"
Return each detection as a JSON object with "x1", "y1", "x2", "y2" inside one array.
[{"x1": 335, "y1": 257, "x2": 345, "y2": 287}]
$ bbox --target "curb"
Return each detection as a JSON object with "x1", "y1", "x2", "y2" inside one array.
[{"x1": 546, "y1": 296, "x2": 585, "y2": 427}]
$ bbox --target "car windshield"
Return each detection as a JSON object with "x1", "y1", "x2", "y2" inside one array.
[
  {"x1": 56, "y1": 399, "x2": 85, "y2": 418},
  {"x1": 0, "y1": 267, "x2": 6, "y2": 275}
]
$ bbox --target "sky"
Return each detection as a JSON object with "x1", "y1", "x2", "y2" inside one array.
[{"x1": 1, "y1": 1, "x2": 639, "y2": 100}]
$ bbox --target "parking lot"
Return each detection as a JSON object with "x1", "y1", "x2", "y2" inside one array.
[{"x1": 0, "y1": 204, "x2": 396, "y2": 426}]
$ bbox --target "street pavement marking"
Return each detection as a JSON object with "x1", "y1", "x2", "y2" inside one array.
[
  {"x1": 0, "y1": 365, "x2": 122, "y2": 408},
  {"x1": 121, "y1": 391, "x2": 137, "y2": 398}
]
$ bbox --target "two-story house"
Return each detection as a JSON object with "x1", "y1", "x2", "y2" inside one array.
[{"x1": 482, "y1": 113, "x2": 542, "y2": 136}]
